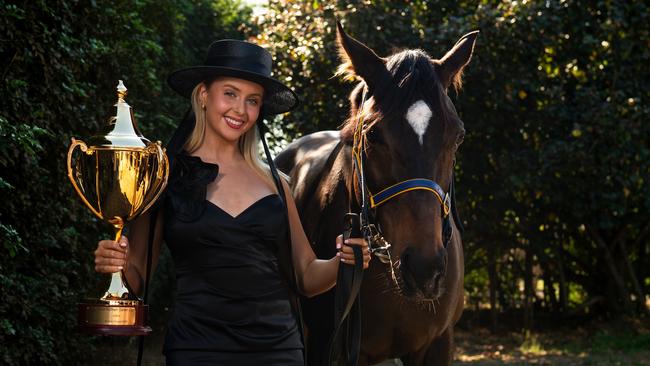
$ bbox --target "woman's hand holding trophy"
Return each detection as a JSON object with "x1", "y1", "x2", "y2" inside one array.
[{"x1": 94, "y1": 236, "x2": 129, "y2": 274}]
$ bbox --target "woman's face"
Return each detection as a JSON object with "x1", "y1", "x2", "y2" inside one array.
[{"x1": 201, "y1": 77, "x2": 264, "y2": 144}]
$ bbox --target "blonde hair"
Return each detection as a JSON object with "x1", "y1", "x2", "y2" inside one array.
[{"x1": 184, "y1": 81, "x2": 285, "y2": 193}]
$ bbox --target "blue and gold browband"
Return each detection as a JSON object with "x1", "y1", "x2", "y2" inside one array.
[{"x1": 369, "y1": 178, "x2": 450, "y2": 214}]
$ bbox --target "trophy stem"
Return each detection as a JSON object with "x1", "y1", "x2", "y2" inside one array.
[
  {"x1": 102, "y1": 219, "x2": 130, "y2": 300},
  {"x1": 78, "y1": 217, "x2": 151, "y2": 336}
]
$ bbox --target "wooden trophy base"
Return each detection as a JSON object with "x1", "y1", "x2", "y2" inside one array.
[{"x1": 77, "y1": 299, "x2": 152, "y2": 336}]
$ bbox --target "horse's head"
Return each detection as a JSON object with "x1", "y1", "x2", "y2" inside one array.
[{"x1": 337, "y1": 23, "x2": 477, "y2": 301}]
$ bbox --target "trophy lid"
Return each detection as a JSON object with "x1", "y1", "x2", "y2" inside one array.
[{"x1": 87, "y1": 80, "x2": 151, "y2": 148}]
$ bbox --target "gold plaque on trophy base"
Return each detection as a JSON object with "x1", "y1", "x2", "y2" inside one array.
[{"x1": 77, "y1": 299, "x2": 151, "y2": 336}]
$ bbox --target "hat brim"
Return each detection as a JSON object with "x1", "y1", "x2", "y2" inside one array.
[{"x1": 167, "y1": 66, "x2": 298, "y2": 115}]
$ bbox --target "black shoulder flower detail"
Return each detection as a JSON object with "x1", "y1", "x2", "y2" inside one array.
[{"x1": 166, "y1": 152, "x2": 219, "y2": 222}]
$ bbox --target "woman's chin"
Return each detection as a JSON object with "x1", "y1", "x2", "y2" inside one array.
[{"x1": 215, "y1": 126, "x2": 250, "y2": 144}]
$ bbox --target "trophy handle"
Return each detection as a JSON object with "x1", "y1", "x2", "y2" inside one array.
[
  {"x1": 139, "y1": 142, "x2": 169, "y2": 215},
  {"x1": 67, "y1": 138, "x2": 103, "y2": 219}
]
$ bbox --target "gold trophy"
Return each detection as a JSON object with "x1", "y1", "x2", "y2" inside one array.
[{"x1": 67, "y1": 80, "x2": 169, "y2": 335}]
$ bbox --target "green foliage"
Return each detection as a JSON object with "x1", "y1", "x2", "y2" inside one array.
[
  {"x1": 458, "y1": 0, "x2": 649, "y2": 316},
  {"x1": 0, "y1": 0, "x2": 252, "y2": 364}
]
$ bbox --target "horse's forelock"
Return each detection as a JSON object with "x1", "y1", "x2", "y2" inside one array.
[{"x1": 340, "y1": 84, "x2": 382, "y2": 144}]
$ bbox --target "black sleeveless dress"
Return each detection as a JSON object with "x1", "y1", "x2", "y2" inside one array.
[{"x1": 162, "y1": 153, "x2": 303, "y2": 365}]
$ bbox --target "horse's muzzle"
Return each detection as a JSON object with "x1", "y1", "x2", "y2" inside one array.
[{"x1": 400, "y1": 246, "x2": 448, "y2": 299}]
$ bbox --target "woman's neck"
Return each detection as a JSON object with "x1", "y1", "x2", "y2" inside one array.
[{"x1": 193, "y1": 134, "x2": 243, "y2": 166}]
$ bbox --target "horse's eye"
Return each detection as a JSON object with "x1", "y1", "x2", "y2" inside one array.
[
  {"x1": 365, "y1": 129, "x2": 385, "y2": 145},
  {"x1": 455, "y1": 130, "x2": 465, "y2": 146}
]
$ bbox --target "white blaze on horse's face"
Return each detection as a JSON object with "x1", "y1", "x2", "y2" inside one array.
[{"x1": 406, "y1": 100, "x2": 432, "y2": 145}]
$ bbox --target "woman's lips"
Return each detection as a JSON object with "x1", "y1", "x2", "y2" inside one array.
[{"x1": 224, "y1": 116, "x2": 244, "y2": 129}]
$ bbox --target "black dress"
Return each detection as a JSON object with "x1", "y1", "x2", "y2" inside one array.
[{"x1": 162, "y1": 153, "x2": 303, "y2": 365}]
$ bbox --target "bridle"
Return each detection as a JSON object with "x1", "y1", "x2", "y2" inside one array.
[{"x1": 350, "y1": 90, "x2": 458, "y2": 266}]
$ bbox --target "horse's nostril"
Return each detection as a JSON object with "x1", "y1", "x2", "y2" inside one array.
[
  {"x1": 400, "y1": 247, "x2": 414, "y2": 273},
  {"x1": 402, "y1": 248, "x2": 431, "y2": 287},
  {"x1": 401, "y1": 246, "x2": 448, "y2": 296},
  {"x1": 401, "y1": 268, "x2": 417, "y2": 292}
]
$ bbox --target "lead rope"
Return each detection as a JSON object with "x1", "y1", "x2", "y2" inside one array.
[
  {"x1": 136, "y1": 204, "x2": 159, "y2": 366},
  {"x1": 257, "y1": 121, "x2": 308, "y2": 363}
]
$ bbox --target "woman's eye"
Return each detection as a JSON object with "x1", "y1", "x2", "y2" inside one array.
[
  {"x1": 225, "y1": 91, "x2": 236, "y2": 97},
  {"x1": 247, "y1": 98, "x2": 259, "y2": 105}
]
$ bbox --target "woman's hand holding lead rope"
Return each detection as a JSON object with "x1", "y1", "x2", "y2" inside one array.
[{"x1": 335, "y1": 234, "x2": 371, "y2": 269}]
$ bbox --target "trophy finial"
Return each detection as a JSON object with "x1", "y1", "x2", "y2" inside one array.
[
  {"x1": 117, "y1": 80, "x2": 127, "y2": 100},
  {"x1": 87, "y1": 79, "x2": 147, "y2": 147}
]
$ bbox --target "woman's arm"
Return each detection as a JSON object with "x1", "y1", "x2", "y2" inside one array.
[
  {"x1": 123, "y1": 209, "x2": 165, "y2": 296},
  {"x1": 282, "y1": 179, "x2": 369, "y2": 298},
  {"x1": 94, "y1": 209, "x2": 165, "y2": 297}
]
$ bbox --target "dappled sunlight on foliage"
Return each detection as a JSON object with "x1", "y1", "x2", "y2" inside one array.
[{"x1": 1, "y1": 0, "x2": 648, "y2": 364}]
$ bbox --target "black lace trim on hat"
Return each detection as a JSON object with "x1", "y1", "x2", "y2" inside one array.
[{"x1": 166, "y1": 152, "x2": 219, "y2": 222}]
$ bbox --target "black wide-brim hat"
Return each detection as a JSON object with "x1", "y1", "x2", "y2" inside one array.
[{"x1": 168, "y1": 40, "x2": 298, "y2": 115}]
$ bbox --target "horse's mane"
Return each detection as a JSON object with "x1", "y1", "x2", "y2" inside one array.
[{"x1": 339, "y1": 49, "x2": 457, "y2": 144}]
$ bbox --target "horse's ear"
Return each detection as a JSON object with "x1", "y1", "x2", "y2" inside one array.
[
  {"x1": 435, "y1": 30, "x2": 479, "y2": 92},
  {"x1": 335, "y1": 21, "x2": 386, "y2": 89}
]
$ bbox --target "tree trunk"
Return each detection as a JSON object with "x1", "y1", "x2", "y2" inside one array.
[
  {"x1": 554, "y1": 245, "x2": 568, "y2": 312},
  {"x1": 544, "y1": 270, "x2": 557, "y2": 312},
  {"x1": 636, "y1": 221, "x2": 650, "y2": 310},
  {"x1": 488, "y1": 249, "x2": 498, "y2": 333},
  {"x1": 638, "y1": 230, "x2": 649, "y2": 309},
  {"x1": 619, "y1": 221, "x2": 650, "y2": 314},
  {"x1": 586, "y1": 224, "x2": 632, "y2": 313},
  {"x1": 535, "y1": 246, "x2": 558, "y2": 313},
  {"x1": 523, "y1": 246, "x2": 534, "y2": 331}
]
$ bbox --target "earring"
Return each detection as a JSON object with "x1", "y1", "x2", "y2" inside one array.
[{"x1": 201, "y1": 104, "x2": 206, "y2": 110}]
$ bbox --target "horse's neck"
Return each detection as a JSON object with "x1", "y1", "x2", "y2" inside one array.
[{"x1": 335, "y1": 142, "x2": 356, "y2": 205}]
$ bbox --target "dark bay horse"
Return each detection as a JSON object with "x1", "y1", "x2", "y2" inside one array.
[{"x1": 276, "y1": 23, "x2": 478, "y2": 366}]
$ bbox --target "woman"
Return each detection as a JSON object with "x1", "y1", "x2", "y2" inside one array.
[{"x1": 93, "y1": 40, "x2": 370, "y2": 365}]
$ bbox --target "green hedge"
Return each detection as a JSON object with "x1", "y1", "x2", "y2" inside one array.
[{"x1": 0, "y1": 1, "x2": 252, "y2": 364}]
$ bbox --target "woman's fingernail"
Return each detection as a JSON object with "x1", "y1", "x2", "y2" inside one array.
[
  {"x1": 120, "y1": 242, "x2": 127, "y2": 247},
  {"x1": 344, "y1": 239, "x2": 350, "y2": 244},
  {"x1": 341, "y1": 258, "x2": 346, "y2": 262},
  {"x1": 118, "y1": 266, "x2": 123, "y2": 270},
  {"x1": 336, "y1": 252, "x2": 341, "y2": 257},
  {"x1": 336, "y1": 243, "x2": 341, "y2": 249}
]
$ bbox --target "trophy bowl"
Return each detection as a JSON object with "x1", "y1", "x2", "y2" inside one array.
[{"x1": 67, "y1": 81, "x2": 168, "y2": 336}]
